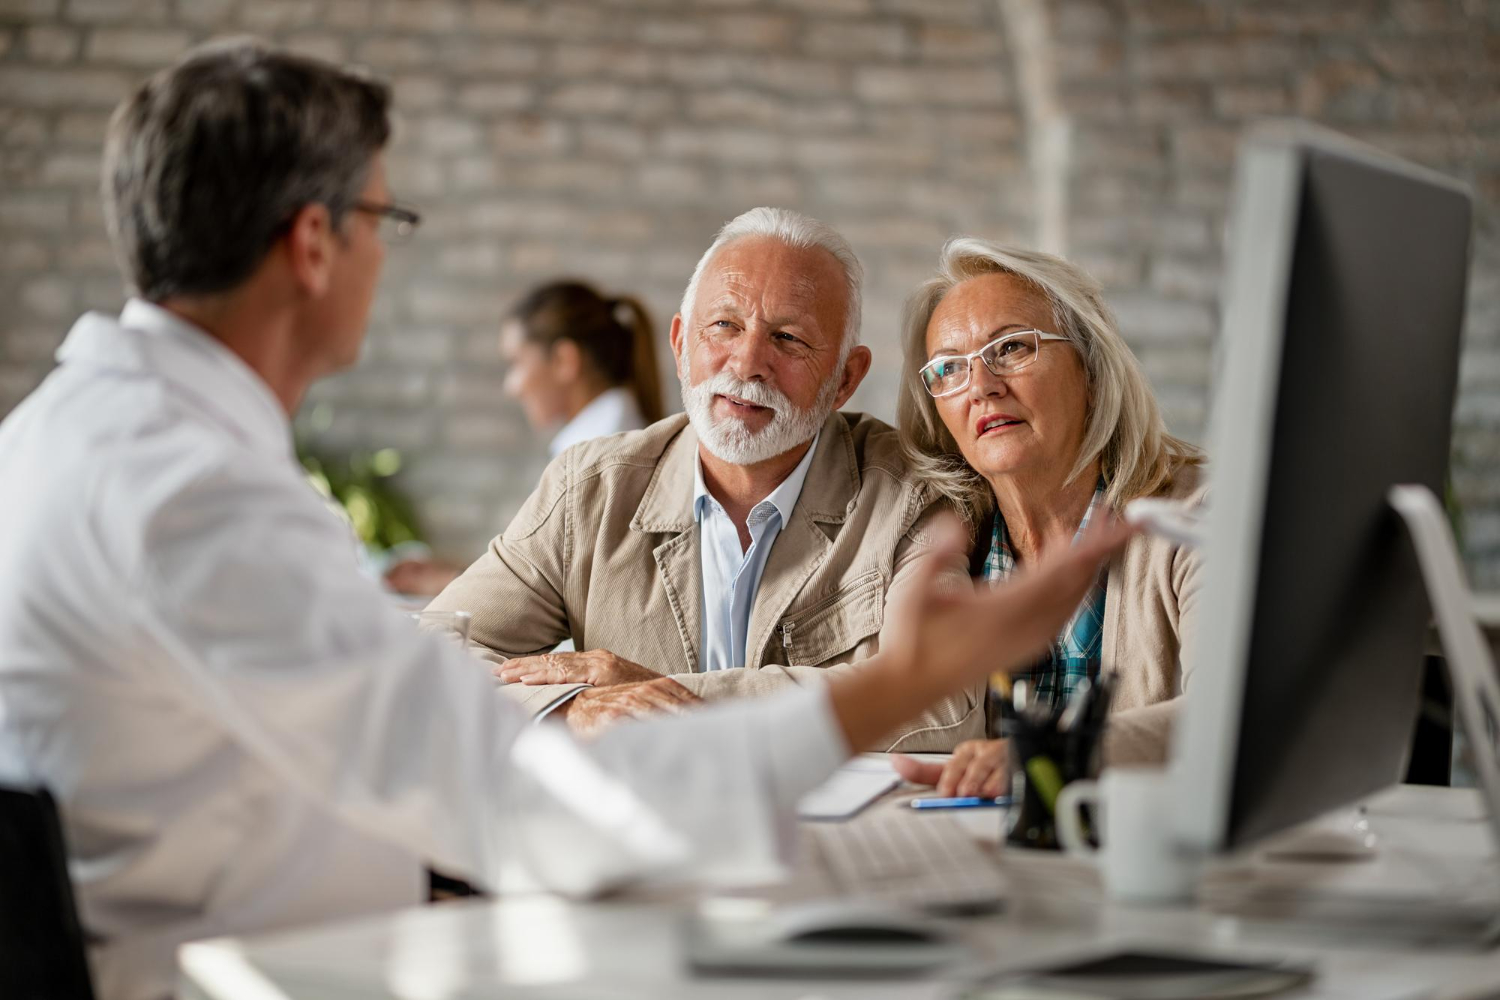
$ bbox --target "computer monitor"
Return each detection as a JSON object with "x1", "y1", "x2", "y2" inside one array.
[{"x1": 1172, "y1": 124, "x2": 1474, "y2": 853}]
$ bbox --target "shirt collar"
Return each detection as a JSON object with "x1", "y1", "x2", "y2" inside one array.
[
  {"x1": 987, "y1": 480, "x2": 1108, "y2": 581},
  {"x1": 549, "y1": 386, "x2": 643, "y2": 457},
  {"x1": 55, "y1": 298, "x2": 294, "y2": 462},
  {"x1": 693, "y1": 432, "x2": 821, "y2": 526}
]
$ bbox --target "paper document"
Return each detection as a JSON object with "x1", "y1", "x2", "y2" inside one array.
[{"x1": 797, "y1": 756, "x2": 901, "y2": 821}]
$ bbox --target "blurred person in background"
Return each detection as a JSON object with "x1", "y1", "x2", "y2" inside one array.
[
  {"x1": 386, "y1": 280, "x2": 665, "y2": 597},
  {"x1": 0, "y1": 42, "x2": 1128, "y2": 999},
  {"x1": 891, "y1": 239, "x2": 1206, "y2": 799}
]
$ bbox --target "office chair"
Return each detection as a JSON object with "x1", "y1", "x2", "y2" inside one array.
[{"x1": 0, "y1": 785, "x2": 97, "y2": 1000}]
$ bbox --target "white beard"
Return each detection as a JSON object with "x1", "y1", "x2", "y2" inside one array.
[{"x1": 680, "y1": 359, "x2": 839, "y2": 465}]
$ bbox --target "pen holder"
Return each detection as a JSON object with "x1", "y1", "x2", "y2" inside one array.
[{"x1": 992, "y1": 683, "x2": 1112, "y2": 851}]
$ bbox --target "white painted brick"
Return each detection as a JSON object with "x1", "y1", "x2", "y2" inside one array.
[
  {"x1": 0, "y1": 193, "x2": 69, "y2": 230},
  {"x1": 1054, "y1": 0, "x2": 1116, "y2": 39},
  {"x1": 853, "y1": 65, "x2": 1009, "y2": 106},
  {"x1": 490, "y1": 115, "x2": 572, "y2": 155},
  {"x1": 433, "y1": 38, "x2": 542, "y2": 75},
  {"x1": 54, "y1": 110, "x2": 111, "y2": 145},
  {"x1": 0, "y1": 66, "x2": 135, "y2": 107},
  {"x1": 356, "y1": 36, "x2": 436, "y2": 69},
  {"x1": 576, "y1": 122, "x2": 648, "y2": 158},
  {"x1": 0, "y1": 0, "x2": 62, "y2": 16},
  {"x1": 370, "y1": 0, "x2": 464, "y2": 32},
  {"x1": 282, "y1": 34, "x2": 349, "y2": 64},
  {"x1": 0, "y1": 328, "x2": 66, "y2": 363},
  {"x1": 0, "y1": 241, "x2": 52, "y2": 269},
  {"x1": 457, "y1": 81, "x2": 533, "y2": 114},
  {"x1": 63, "y1": 0, "x2": 169, "y2": 24},
  {"x1": 40, "y1": 150, "x2": 99, "y2": 183},
  {"x1": 0, "y1": 109, "x2": 50, "y2": 145},
  {"x1": 85, "y1": 27, "x2": 192, "y2": 66},
  {"x1": 23, "y1": 24, "x2": 81, "y2": 62},
  {"x1": 411, "y1": 115, "x2": 482, "y2": 153},
  {"x1": 173, "y1": 0, "x2": 236, "y2": 25},
  {"x1": 57, "y1": 236, "x2": 116, "y2": 270},
  {"x1": 1109, "y1": 292, "x2": 1217, "y2": 342},
  {"x1": 391, "y1": 74, "x2": 449, "y2": 111},
  {"x1": 917, "y1": 22, "x2": 1004, "y2": 59},
  {"x1": 20, "y1": 276, "x2": 74, "y2": 319},
  {"x1": 235, "y1": 0, "x2": 321, "y2": 30},
  {"x1": 324, "y1": 0, "x2": 372, "y2": 28},
  {"x1": 801, "y1": 18, "x2": 908, "y2": 58},
  {"x1": 552, "y1": 42, "x2": 656, "y2": 80}
]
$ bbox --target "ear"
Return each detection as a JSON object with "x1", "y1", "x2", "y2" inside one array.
[
  {"x1": 550, "y1": 338, "x2": 583, "y2": 382},
  {"x1": 669, "y1": 313, "x2": 686, "y2": 376},
  {"x1": 832, "y1": 345, "x2": 872, "y2": 410},
  {"x1": 283, "y1": 203, "x2": 336, "y2": 298}
]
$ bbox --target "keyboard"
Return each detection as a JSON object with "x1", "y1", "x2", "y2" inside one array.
[{"x1": 808, "y1": 812, "x2": 1010, "y2": 914}]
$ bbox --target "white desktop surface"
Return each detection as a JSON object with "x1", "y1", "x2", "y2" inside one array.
[{"x1": 177, "y1": 783, "x2": 1500, "y2": 1000}]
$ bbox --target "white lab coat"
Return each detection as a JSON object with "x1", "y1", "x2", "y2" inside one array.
[{"x1": 0, "y1": 301, "x2": 845, "y2": 1000}]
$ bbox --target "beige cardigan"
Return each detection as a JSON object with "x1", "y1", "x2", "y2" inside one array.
[
  {"x1": 975, "y1": 464, "x2": 1206, "y2": 766},
  {"x1": 1098, "y1": 464, "x2": 1207, "y2": 766}
]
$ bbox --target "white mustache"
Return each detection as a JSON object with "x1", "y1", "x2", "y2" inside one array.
[{"x1": 697, "y1": 373, "x2": 791, "y2": 412}]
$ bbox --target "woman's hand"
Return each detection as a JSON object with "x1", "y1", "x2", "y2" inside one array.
[{"x1": 894, "y1": 740, "x2": 1009, "y2": 798}]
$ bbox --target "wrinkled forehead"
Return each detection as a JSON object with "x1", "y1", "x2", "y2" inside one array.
[
  {"x1": 698, "y1": 238, "x2": 847, "y2": 320},
  {"x1": 925, "y1": 272, "x2": 1054, "y2": 356}
]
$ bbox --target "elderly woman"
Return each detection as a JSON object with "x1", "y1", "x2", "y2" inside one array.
[{"x1": 893, "y1": 238, "x2": 1205, "y2": 798}]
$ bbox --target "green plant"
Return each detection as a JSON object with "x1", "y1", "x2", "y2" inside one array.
[{"x1": 295, "y1": 406, "x2": 423, "y2": 552}]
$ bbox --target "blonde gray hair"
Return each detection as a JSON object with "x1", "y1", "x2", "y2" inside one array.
[{"x1": 897, "y1": 237, "x2": 1201, "y2": 525}]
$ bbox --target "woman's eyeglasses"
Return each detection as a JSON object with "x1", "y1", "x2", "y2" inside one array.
[{"x1": 919, "y1": 329, "x2": 1069, "y2": 398}]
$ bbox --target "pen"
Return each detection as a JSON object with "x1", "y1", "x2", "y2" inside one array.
[{"x1": 910, "y1": 795, "x2": 1013, "y2": 810}]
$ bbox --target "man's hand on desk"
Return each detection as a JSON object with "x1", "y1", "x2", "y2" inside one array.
[
  {"x1": 894, "y1": 740, "x2": 1009, "y2": 798},
  {"x1": 495, "y1": 649, "x2": 660, "y2": 687},
  {"x1": 553, "y1": 677, "x2": 702, "y2": 737}
]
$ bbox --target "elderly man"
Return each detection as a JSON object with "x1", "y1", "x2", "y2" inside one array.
[{"x1": 427, "y1": 209, "x2": 987, "y2": 751}]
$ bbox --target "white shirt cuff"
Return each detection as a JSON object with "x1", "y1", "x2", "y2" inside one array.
[{"x1": 758, "y1": 685, "x2": 850, "y2": 808}]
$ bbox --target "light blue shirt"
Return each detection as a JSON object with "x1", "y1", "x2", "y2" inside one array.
[{"x1": 693, "y1": 434, "x2": 820, "y2": 672}]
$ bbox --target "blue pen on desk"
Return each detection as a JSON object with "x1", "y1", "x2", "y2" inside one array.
[{"x1": 910, "y1": 795, "x2": 1013, "y2": 810}]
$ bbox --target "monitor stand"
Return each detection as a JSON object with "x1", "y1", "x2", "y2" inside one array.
[
  {"x1": 1196, "y1": 486, "x2": 1500, "y2": 947},
  {"x1": 1388, "y1": 484, "x2": 1500, "y2": 879}
]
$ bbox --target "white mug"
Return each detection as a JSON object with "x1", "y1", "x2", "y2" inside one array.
[{"x1": 1055, "y1": 767, "x2": 1196, "y2": 904}]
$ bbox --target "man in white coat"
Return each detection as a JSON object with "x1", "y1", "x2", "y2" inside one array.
[{"x1": 0, "y1": 40, "x2": 1125, "y2": 1000}]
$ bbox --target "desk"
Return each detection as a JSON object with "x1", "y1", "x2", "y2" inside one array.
[{"x1": 178, "y1": 784, "x2": 1500, "y2": 1000}]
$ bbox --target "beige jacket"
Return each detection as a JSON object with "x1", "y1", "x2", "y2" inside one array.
[
  {"x1": 429, "y1": 411, "x2": 988, "y2": 751},
  {"x1": 1099, "y1": 464, "x2": 1207, "y2": 766}
]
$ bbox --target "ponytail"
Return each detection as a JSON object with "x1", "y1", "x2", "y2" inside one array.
[
  {"x1": 610, "y1": 295, "x2": 664, "y2": 424},
  {"x1": 508, "y1": 280, "x2": 665, "y2": 425}
]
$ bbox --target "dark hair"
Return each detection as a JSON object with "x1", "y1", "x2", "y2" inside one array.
[
  {"x1": 102, "y1": 38, "x2": 392, "y2": 301},
  {"x1": 510, "y1": 280, "x2": 664, "y2": 425}
]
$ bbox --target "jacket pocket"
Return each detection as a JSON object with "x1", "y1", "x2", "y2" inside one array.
[{"x1": 776, "y1": 569, "x2": 885, "y2": 666}]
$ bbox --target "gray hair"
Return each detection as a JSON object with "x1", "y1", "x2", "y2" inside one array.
[
  {"x1": 103, "y1": 37, "x2": 392, "y2": 301},
  {"x1": 679, "y1": 206, "x2": 864, "y2": 352},
  {"x1": 897, "y1": 237, "x2": 1202, "y2": 524}
]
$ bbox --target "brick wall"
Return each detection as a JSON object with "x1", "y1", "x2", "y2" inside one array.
[
  {"x1": 1, "y1": 0, "x2": 1497, "y2": 583},
  {"x1": 0, "y1": 0, "x2": 1029, "y2": 561},
  {"x1": 1051, "y1": 0, "x2": 1500, "y2": 581}
]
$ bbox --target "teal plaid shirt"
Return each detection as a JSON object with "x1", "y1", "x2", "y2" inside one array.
[{"x1": 983, "y1": 485, "x2": 1108, "y2": 708}]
